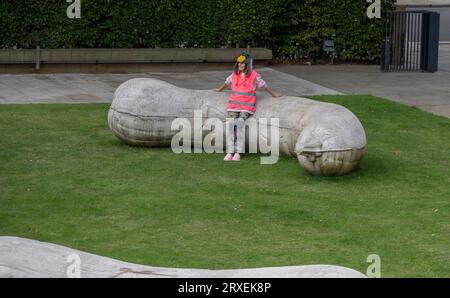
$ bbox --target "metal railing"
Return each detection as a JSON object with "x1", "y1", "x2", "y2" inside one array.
[{"x1": 381, "y1": 10, "x2": 440, "y2": 72}]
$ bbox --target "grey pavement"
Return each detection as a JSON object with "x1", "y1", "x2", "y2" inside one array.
[
  {"x1": 0, "y1": 68, "x2": 340, "y2": 105},
  {"x1": 271, "y1": 44, "x2": 450, "y2": 118},
  {"x1": 1, "y1": 45, "x2": 449, "y2": 118}
]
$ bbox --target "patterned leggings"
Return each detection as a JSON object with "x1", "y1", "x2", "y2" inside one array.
[{"x1": 226, "y1": 111, "x2": 251, "y2": 154}]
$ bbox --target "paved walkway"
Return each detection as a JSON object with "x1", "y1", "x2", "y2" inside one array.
[
  {"x1": 0, "y1": 68, "x2": 340, "y2": 104},
  {"x1": 1, "y1": 45, "x2": 449, "y2": 118},
  {"x1": 272, "y1": 44, "x2": 450, "y2": 118}
]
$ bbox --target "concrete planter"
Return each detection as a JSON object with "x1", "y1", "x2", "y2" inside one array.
[{"x1": 0, "y1": 48, "x2": 272, "y2": 65}]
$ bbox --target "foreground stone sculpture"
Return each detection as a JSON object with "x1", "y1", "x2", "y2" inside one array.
[
  {"x1": 108, "y1": 78, "x2": 366, "y2": 175},
  {"x1": 0, "y1": 237, "x2": 366, "y2": 278}
]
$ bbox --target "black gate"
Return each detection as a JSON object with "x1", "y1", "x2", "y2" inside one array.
[{"x1": 381, "y1": 11, "x2": 440, "y2": 72}]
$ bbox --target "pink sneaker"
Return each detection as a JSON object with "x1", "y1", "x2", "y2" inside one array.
[
  {"x1": 232, "y1": 153, "x2": 241, "y2": 161},
  {"x1": 224, "y1": 153, "x2": 233, "y2": 161}
]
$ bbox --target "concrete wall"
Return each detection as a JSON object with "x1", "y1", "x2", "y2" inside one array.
[
  {"x1": 0, "y1": 48, "x2": 272, "y2": 64},
  {"x1": 405, "y1": 6, "x2": 450, "y2": 41},
  {"x1": 397, "y1": 0, "x2": 450, "y2": 6},
  {"x1": 0, "y1": 61, "x2": 271, "y2": 74}
]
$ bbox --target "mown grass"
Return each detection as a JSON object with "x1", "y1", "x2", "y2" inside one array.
[{"x1": 1, "y1": 95, "x2": 449, "y2": 277}]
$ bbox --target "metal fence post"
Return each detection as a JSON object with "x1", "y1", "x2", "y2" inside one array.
[
  {"x1": 36, "y1": 46, "x2": 40, "y2": 70},
  {"x1": 425, "y1": 12, "x2": 440, "y2": 72}
]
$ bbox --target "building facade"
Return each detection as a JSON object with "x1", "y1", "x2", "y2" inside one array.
[{"x1": 396, "y1": 0, "x2": 450, "y2": 42}]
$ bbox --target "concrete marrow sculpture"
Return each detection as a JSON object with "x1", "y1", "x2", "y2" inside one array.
[
  {"x1": 0, "y1": 237, "x2": 366, "y2": 278},
  {"x1": 108, "y1": 78, "x2": 366, "y2": 176}
]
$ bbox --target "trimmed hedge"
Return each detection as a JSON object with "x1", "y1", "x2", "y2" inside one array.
[{"x1": 0, "y1": 0, "x2": 396, "y2": 61}]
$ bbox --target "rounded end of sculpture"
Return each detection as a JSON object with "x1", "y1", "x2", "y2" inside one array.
[
  {"x1": 108, "y1": 107, "x2": 175, "y2": 147},
  {"x1": 297, "y1": 148, "x2": 364, "y2": 176}
]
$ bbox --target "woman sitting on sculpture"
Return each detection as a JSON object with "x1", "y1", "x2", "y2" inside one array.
[{"x1": 214, "y1": 52, "x2": 282, "y2": 161}]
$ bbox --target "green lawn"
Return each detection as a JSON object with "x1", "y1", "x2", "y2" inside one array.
[{"x1": 1, "y1": 95, "x2": 450, "y2": 277}]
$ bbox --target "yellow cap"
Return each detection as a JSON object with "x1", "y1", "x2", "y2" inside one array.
[{"x1": 236, "y1": 55, "x2": 246, "y2": 63}]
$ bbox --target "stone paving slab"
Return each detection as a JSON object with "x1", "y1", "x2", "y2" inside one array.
[
  {"x1": 271, "y1": 44, "x2": 450, "y2": 118},
  {"x1": 0, "y1": 68, "x2": 341, "y2": 104},
  {"x1": 2, "y1": 44, "x2": 449, "y2": 118}
]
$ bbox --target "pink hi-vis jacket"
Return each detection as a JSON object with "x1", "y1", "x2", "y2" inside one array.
[{"x1": 227, "y1": 70, "x2": 258, "y2": 114}]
